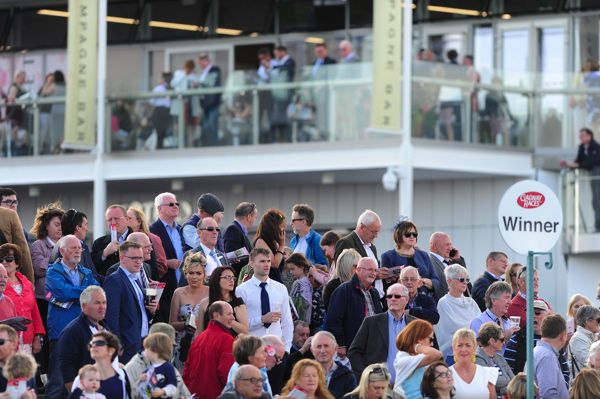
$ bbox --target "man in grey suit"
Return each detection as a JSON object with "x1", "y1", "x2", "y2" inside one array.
[
  {"x1": 429, "y1": 232, "x2": 470, "y2": 302},
  {"x1": 348, "y1": 283, "x2": 415, "y2": 384}
]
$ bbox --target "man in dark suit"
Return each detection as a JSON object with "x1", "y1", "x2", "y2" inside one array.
[
  {"x1": 348, "y1": 283, "x2": 415, "y2": 384},
  {"x1": 311, "y1": 43, "x2": 336, "y2": 79},
  {"x1": 428, "y1": 232, "x2": 472, "y2": 302},
  {"x1": 179, "y1": 217, "x2": 229, "y2": 286},
  {"x1": 472, "y1": 251, "x2": 509, "y2": 311},
  {"x1": 197, "y1": 53, "x2": 222, "y2": 147},
  {"x1": 223, "y1": 202, "x2": 257, "y2": 276},
  {"x1": 333, "y1": 210, "x2": 390, "y2": 298},
  {"x1": 91, "y1": 205, "x2": 132, "y2": 276},
  {"x1": 103, "y1": 241, "x2": 157, "y2": 363},
  {"x1": 150, "y1": 192, "x2": 184, "y2": 323}
]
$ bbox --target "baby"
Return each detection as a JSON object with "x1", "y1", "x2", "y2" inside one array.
[
  {"x1": 76, "y1": 365, "x2": 106, "y2": 399},
  {"x1": 2, "y1": 352, "x2": 37, "y2": 399}
]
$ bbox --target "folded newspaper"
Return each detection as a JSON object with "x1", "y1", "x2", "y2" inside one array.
[{"x1": 225, "y1": 247, "x2": 249, "y2": 261}]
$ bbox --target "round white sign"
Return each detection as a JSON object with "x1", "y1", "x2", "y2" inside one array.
[{"x1": 498, "y1": 180, "x2": 563, "y2": 255}]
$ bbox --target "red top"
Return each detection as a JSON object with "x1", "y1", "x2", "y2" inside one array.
[
  {"x1": 149, "y1": 232, "x2": 168, "y2": 278},
  {"x1": 183, "y1": 320, "x2": 235, "y2": 399},
  {"x1": 4, "y1": 272, "x2": 45, "y2": 344},
  {"x1": 506, "y1": 293, "x2": 553, "y2": 329}
]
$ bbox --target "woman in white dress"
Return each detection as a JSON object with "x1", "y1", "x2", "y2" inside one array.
[
  {"x1": 434, "y1": 264, "x2": 481, "y2": 365},
  {"x1": 449, "y1": 328, "x2": 497, "y2": 399}
]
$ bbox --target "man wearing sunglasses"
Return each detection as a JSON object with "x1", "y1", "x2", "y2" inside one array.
[
  {"x1": 181, "y1": 193, "x2": 225, "y2": 252},
  {"x1": 349, "y1": 283, "x2": 415, "y2": 385},
  {"x1": 179, "y1": 217, "x2": 229, "y2": 286}
]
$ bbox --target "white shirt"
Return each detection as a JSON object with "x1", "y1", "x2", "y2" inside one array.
[
  {"x1": 293, "y1": 236, "x2": 308, "y2": 255},
  {"x1": 200, "y1": 242, "x2": 219, "y2": 276},
  {"x1": 357, "y1": 234, "x2": 383, "y2": 297},
  {"x1": 430, "y1": 251, "x2": 445, "y2": 264},
  {"x1": 235, "y1": 276, "x2": 293, "y2": 351}
]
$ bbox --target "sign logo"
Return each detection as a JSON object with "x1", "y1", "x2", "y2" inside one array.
[{"x1": 517, "y1": 192, "x2": 545, "y2": 209}]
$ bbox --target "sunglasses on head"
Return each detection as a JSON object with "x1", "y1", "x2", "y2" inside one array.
[
  {"x1": 88, "y1": 340, "x2": 108, "y2": 348},
  {"x1": 0, "y1": 257, "x2": 15, "y2": 263},
  {"x1": 404, "y1": 232, "x2": 418, "y2": 238},
  {"x1": 199, "y1": 227, "x2": 221, "y2": 232}
]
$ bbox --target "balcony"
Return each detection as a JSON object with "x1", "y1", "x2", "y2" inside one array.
[{"x1": 562, "y1": 169, "x2": 600, "y2": 253}]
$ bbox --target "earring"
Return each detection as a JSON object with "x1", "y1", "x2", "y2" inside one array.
[
  {"x1": 472, "y1": 354, "x2": 476, "y2": 363},
  {"x1": 453, "y1": 354, "x2": 457, "y2": 363}
]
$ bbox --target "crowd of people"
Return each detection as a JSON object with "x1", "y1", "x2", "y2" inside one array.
[{"x1": 0, "y1": 186, "x2": 599, "y2": 399}]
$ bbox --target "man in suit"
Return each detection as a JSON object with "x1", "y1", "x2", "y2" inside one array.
[
  {"x1": 150, "y1": 192, "x2": 184, "y2": 322},
  {"x1": 312, "y1": 43, "x2": 336, "y2": 79},
  {"x1": 400, "y1": 266, "x2": 440, "y2": 325},
  {"x1": 325, "y1": 257, "x2": 383, "y2": 358},
  {"x1": 197, "y1": 53, "x2": 222, "y2": 147},
  {"x1": 103, "y1": 241, "x2": 158, "y2": 363},
  {"x1": 181, "y1": 193, "x2": 225, "y2": 252},
  {"x1": 333, "y1": 210, "x2": 389, "y2": 298},
  {"x1": 106, "y1": 232, "x2": 153, "y2": 279},
  {"x1": 91, "y1": 205, "x2": 132, "y2": 276},
  {"x1": 0, "y1": 207, "x2": 33, "y2": 282},
  {"x1": 223, "y1": 202, "x2": 257, "y2": 276},
  {"x1": 472, "y1": 251, "x2": 509, "y2": 311},
  {"x1": 179, "y1": 217, "x2": 229, "y2": 285},
  {"x1": 348, "y1": 283, "x2": 415, "y2": 384},
  {"x1": 428, "y1": 232, "x2": 472, "y2": 302}
]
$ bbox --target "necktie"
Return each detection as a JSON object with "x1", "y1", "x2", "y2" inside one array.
[
  {"x1": 134, "y1": 277, "x2": 145, "y2": 304},
  {"x1": 443, "y1": 259, "x2": 450, "y2": 265},
  {"x1": 209, "y1": 250, "x2": 220, "y2": 265},
  {"x1": 260, "y1": 282, "x2": 271, "y2": 328}
]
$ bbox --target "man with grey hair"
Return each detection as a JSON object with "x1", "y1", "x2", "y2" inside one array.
[
  {"x1": 220, "y1": 364, "x2": 270, "y2": 399},
  {"x1": 333, "y1": 210, "x2": 388, "y2": 297},
  {"x1": 469, "y1": 281, "x2": 519, "y2": 352},
  {"x1": 507, "y1": 266, "x2": 553, "y2": 329},
  {"x1": 569, "y1": 305, "x2": 600, "y2": 376},
  {"x1": 311, "y1": 331, "x2": 356, "y2": 398},
  {"x1": 349, "y1": 283, "x2": 414, "y2": 384},
  {"x1": 261, "y1": 334, "x2": 286, "y2": 395},
  {"x1": 400, "y1": 266, "x2": 439, "y2": 325},
  {"x1": 588, "y1": 340, "x2": 600, "y2": 369},
  {"x1": 91, "y1": 204, "x2": 132, "y2": 276},
  {"x1": 58, "y1": 285, "x2": 107, "y2": 391},
  {"x1": 338, "y1": 40, "x2": 359, "y2": 63},
  {"x1": 472, "y1": 251, "x2": 509, "y2": 311},
  {"x1": 150, "y1": 192, "x2": 184, "y2": 322}
]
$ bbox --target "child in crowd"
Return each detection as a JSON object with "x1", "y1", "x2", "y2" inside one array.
[
  {"x1": 308, "y1": 264, "x2": 328, "y2": 333},
  {"x1": 138, "y1": 333, "x2": 177, "y2": 399},
  {"x1": 73, "y1": 365, "x2": 106, "y2": 399},
  {"x1": 286, "y1": 253, "x2": 313, "y2": 322},
  {"x1": 2, "y1": 352, "x2": 37, "y2": 399}
]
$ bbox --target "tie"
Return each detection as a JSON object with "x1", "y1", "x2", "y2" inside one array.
[
  {"x1": 260, "y1": 282, "x2": 271, "y2": 328},
  {"x1": 443, "y1": 259, "x2": 450, "y2": 265},
  {"x1": 209, "y1": 250, "x2": 220, "y2": 265}
]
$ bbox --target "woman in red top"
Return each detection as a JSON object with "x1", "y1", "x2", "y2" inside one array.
[{"x1": 0, "y1": 243, "x2": 45, "y2": 354}]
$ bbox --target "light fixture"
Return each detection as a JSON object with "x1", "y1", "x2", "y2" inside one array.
[
  {"x1": 250, "y1": 32, "x2": 259, "y2": 37},
  {"x1": 321, "y1": 172, "x2": 335, "y2": 185},
  {"x1": 37, "y1": 9, "x2": 68, "y2": 17},
  {"x1": 382, "y1": 167, "x2": 403, "y2": 192},
  {"x1": 38, "y1": 9, "x2": 138, "y2": 25},
  {"x1": 501, "y1": 13, "x2": 512, "y2": 19},
  {"x1": 106, "y1": 16, "x2": 138, "y2": 25},
  {"x1": 427, "y1": 5, "x2": 481, "y2": 17},
  {"x1": 149, "y1": 20, "x2": 200, "y2": 31},
  {"x1": 216, "y1": 27, "x2": 242, "y2": 36},
  {"x1": 305, "y1": 37, "x2": 325, "y2": 44},
  {"x1": 171, "y1": 179, "x2": 184, "y2": 191},
  {"x1": 29, "y1": 186, "x2": 40, "y2": 198}
]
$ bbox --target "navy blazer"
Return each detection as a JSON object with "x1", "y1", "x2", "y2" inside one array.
[
  {"x1": 223, "y1": 220, "x2": 253, "y2": 275},
  {"x1": 103, "y1": 268, "x2": 151, "y2": 363},
  {"x1": 149, "y1": 219, "x2": 182, "y2": 322},
  {"x1": 472, "y1": 272, "x2": 501, "y2": 312}
]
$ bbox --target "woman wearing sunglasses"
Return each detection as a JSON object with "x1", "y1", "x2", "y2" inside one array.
[
  {"x1": 381, "y1": 220, "x2": 438, "y2": 295},
  {"x1": 345, "y1": 363, "x2": 395, "y2": 399},
  {"x1": 450, "y1": 328, "x2": 496, "y2": 399},
  {"x1": 475, "y1": 323, "x2": 514, "y2": 398},
  {"x1": 69, "y1": 331, "x2": 128, "y2": 398},
  {"x1": 419, "y1": 361, "x2": 454, "y2": 399},
  {"x1": 435, "y1": 264, "x2": 481, "y2": 365},
  {"x1": 0, "y1": 243, "x2": 45, "y2": 355},
  {"x1": 393, "y1": 319, "x2": 442, "y2": 399},
  {"x1": 197, "y1": 266, "x2": 248, "y2": 335}
]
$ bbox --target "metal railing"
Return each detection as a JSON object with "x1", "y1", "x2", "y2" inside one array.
[{"x1": 562, "y1": 168, "x2": 600, "y2": 253}]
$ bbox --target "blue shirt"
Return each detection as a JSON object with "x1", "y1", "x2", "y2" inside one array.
[
  {"x1": 387, "y1": 312, "x2": 406, "y2": 383},
  {"x1": 119, "y1": 266, "x2": 149, "y2": 337},
  {"x1": 533, "y1": 341, "x2": 569, "y2": 399},
  {"x1": 470, "y1": 310, "x2": 511, "y2": 354},
  {"x1": 161, "y1": 218, "x2": 183, "y2": 281},
  {"x1": 61, "y1": 261, "x2": 81, "y2": 286}
]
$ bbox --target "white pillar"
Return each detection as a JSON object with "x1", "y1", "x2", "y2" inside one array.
[
  {"x1": 93, "y1": 0, "x2": 108, "y2": 239},
  {"x1": 399, "y1": 0, "x2": 414, "y2": 218}
]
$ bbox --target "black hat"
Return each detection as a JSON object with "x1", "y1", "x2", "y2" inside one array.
[{"x1": 197, "y1": 193, "x2": 224, "y2": 215}]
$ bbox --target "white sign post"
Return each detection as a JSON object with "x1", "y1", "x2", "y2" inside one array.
[{"x1": 498, "y1": 179, "x2": 563, "y2": 399}]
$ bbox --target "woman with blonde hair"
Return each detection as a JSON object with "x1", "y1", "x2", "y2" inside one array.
[
  {"x1": 505, "y1": 263, "x2": 523, "y2": 296},
  {"x1": 566, "y1": 294, "x2": 591, "y2": 335},
  {"x1": 126, "y1": 206, "x2": 167, "y2": 279},
  {"x1": 345, "y1": 363, "x2": 394, "y2": 399},
  {"x1": 449, "y1": 328, "x2": 496, "y2": 399},
  {"x1": 281, "y1": 359, "x2": 334, "y2": 399},
  {"x1": 569, "y1": 368, "x2": 600, "y2": 399},
  {"x1": 506, "y1": 373, "x2": 537, "y2": 399}
]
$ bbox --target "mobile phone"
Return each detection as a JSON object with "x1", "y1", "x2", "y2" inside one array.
[{"x1": 449, "y1": 248, "x2": 457, "y2": 258}]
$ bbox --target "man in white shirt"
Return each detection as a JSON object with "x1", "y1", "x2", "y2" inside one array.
[{"x1": 236, "y1": 248, "x2": 293, "y2": 351}]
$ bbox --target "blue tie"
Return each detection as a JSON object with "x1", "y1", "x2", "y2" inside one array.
[
  {"x1": 260, "y1": 282, "x2": 271, "y2": 328},
  {"x1": 209, "y1": 250, "x2": 220, "y2": 265}
]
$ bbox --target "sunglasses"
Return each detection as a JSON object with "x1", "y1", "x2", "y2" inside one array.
[
  {"x1": 0, "y1": 339, "x2": 7, "y2": 346},
  {"x1": 199, "y1": 227, "x2": 221, "y2": 232},
  {"x1": 435, "y1": 370, "x2": 452, "y2": 379},
  {"x1": 404, "y1": 232, "x2": 418, "y2": 238},
  {"x1": 428, "y1": 336, "x2": 435, "y2": 343},
  {"x1": 369, "y1": 366, "x2": 389, "y2": 378},
  {"x1": 386, "y1": 294, "x2": 406, "y2": 299},
  {"x1": 88, "y1": 340, "x2": 108, "y2": 348},
  {"x1": 161, "y1": 202, "x2": 180, "y2": 207},
  {"x1": 455, "y1": 277, "x2": 470, "y2": 283},
  {"x1": 0, "y1": 256, "x2": 15, "y2": 263},
  {"x1": 291, "y1": 218, "x2": 305, "y2": 223},
  {"x1": 239, "y1": 377, "x2": 265, "y2": 385}
]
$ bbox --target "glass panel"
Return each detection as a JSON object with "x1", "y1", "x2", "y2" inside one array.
[
  {"x1": 502, "y1": 29, "x2": 530, "y2": 88},
  {"x1": 474, "y1": 26, "x2": 494, "y2": 85}
]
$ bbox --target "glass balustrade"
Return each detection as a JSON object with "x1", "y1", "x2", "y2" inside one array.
[{"x1": 2, "y1": 62, "x2": 598, "y2": 157}]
